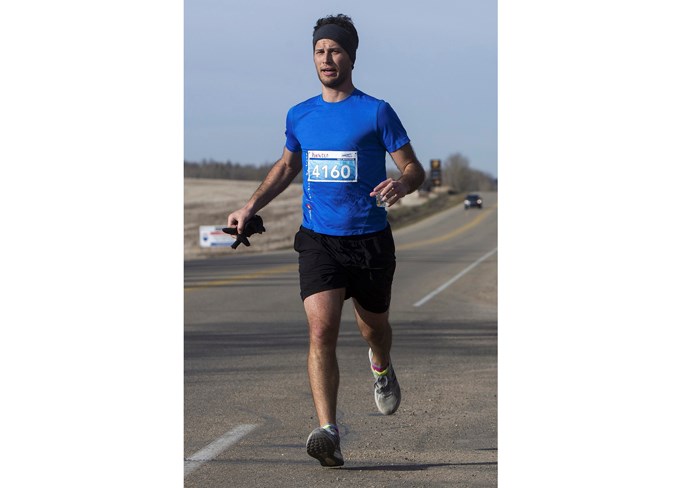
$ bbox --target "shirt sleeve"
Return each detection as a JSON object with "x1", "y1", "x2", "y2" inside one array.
[
  {"x1": 376, "y1": 101, "x2": 411, "y2": 153},
  {"x1": 284, "y1": 107, "x2": 302, "y2": 153}
]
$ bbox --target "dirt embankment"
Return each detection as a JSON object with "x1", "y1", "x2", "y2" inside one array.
[{"x1": 184, "y1": 178, "x2": 302, "y2": 260}]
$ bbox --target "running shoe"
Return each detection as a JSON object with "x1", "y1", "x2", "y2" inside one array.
[
  {"x1": 306, "y1": 426, "x2": 344, "y2": 467},
  {"x1": 369, "y1": 348, "x2": 401, "y2": 415}
]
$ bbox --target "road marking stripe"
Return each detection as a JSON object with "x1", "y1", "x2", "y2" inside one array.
[
  {"x1": 184, "y1": 424, "x2": 258, "y2": 477},
  {"x1": 413, "y1": 247, "x2": 498, "y2": 307},
  {"x1": 184, "y1": 205, "x2": 496, "y2": 290},
  {"x1": 184, "y1": 263, "x2": 297, "y2": 291},
  {"x1": 396, "y1": 205, "x2": 495, "y2": 252}
]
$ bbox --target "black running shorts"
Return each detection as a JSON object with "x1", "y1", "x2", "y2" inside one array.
[{"x1": 293, "y1": 225, "x2": 396, "y2": 314}]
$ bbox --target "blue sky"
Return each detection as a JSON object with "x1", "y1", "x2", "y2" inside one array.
[{"x1": 184, "y1": 0, "x2": 497, "y2": 178}]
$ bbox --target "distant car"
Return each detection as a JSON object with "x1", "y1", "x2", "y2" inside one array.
[{"x1": 464, "y1": 194, "x2": 483, "y2": 209}]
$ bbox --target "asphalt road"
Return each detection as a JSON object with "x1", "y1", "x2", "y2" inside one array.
[{"x1": 184, "y1": 193, "x2": 498, "y2": 487}]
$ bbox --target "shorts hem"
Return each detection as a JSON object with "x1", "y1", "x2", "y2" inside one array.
[{"x1": 301, "y1": 285, "x2": 348, "y2": 302}]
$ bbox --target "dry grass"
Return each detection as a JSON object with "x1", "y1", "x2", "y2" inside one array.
[{"x1": 184, "y1": 178, "x2": 303, "y2": 259}]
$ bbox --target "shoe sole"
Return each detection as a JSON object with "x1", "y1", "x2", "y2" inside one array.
[{"x1": 306, "y1": 430, "x2": 344, "y2": 467}]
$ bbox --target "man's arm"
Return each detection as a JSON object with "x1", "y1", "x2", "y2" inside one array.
[
  {"x1": 227, "y1": 147, "x2": 302, "y2": 234},
  {"x1": 370, "y1": 143, "x2": 426, "y2": 207}
]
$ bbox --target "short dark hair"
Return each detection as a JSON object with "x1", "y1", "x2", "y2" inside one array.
[
  {"x1": 313, "y1": 14, "x2": 359, "y2": 50},
  {"x1": 313, "y1": 14, "x2": 359, "y2": 66}
]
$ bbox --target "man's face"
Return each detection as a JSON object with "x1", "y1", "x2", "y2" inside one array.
[{"x1": 314, "y1": 38, "x2": 352, "y2": 89}]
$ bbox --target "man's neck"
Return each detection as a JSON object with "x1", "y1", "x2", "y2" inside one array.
[{"x1": 321, "y1": 82, "x2": 355, "y2": 103}]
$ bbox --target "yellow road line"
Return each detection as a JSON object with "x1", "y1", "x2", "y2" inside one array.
[
  {"x1": 396, "y1": 204, "x2": 496, "y2": 251},
  {"x1": 184, "y1": 263, "x2": 297, "y2": 291},
  {"x1": 185, "y1": 204, "x2": 496, "y2": 290}
]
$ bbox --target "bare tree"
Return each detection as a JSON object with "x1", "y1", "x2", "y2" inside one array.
[
  {"x1": 443, "y1": 153, "x2": 497, "y2": 192},
  {"x1": 444, "y1": 153, "x2": 472, "y2": 192}
]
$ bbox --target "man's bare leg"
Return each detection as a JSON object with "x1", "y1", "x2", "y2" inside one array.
[
  {"x1": 353, "y1": 298, "x2": 401, "y2": 415},
  {"x1": 353, "y1": 298, "x2": 392, "y2": 369},
  {"x1": 303, "y1": 288, "x2": 345, "y2": 427}
]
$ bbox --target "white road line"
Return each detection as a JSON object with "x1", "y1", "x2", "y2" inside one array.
[
  {"x1": 184, "y1": 424, "x2": 258, "y2": 477},
  {"x1": 413, "y1": 247, "x2": 498, "y2": 307}
]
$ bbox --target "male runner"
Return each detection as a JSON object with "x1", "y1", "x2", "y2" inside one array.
[{"x1": 226, "y1": 14, "x2": 425, "y2": 467}]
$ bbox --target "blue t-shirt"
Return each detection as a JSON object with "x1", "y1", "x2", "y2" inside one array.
[{"x1": 285, "y1": 89, "x2": 410, "y2": 236}]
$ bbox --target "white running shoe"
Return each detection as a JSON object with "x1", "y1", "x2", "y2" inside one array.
[{"x1": 369, "y1": 348, "x2": 401, "y2": 415}]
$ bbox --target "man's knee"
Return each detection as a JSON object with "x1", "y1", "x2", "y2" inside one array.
[
  {"x1": 308, "y1": 320, "x2": 340, "y2": 348},
  {"x1": 304, "y1": 289, "x2": 344, "y2": 347},
  {"x1": 359, "y1": 321, "x2": 391, "y2": 344},
  {"x1": 354, "y1": 299, "x2": 389, "y2": 327}
]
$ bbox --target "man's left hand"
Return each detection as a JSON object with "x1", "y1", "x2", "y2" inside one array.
[{"x1": 370, "y1": 178, "x2": 409, "y2": 207}]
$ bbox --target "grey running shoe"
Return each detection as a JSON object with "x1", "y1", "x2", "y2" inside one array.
[
  {"x1": 369, "y1": 348, "x2": 401, "y2": 415},
  {"x1": 306, "y1": 427, "x2": 344, "y2": 467}
]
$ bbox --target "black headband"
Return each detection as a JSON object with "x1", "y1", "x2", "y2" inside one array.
[{"x1": 312, "y1": 24, "x2": 358, "y2": 64}]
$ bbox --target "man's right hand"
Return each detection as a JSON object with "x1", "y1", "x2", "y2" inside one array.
[{"x1": 227, "y1": 207, "x2": 255, "y2": 236}]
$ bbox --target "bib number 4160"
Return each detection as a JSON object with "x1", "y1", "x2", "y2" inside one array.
[
  {"x1": 312, "y1": 164, "x2": 352, "y2": 179},
  {"x1": 307, "y1": 151, "x2": 358, "y2": 183}
]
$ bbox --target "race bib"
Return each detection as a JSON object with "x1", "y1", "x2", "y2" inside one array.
[{"x1": 307, "y1": 150, "x2": 358, "y2": 183}]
